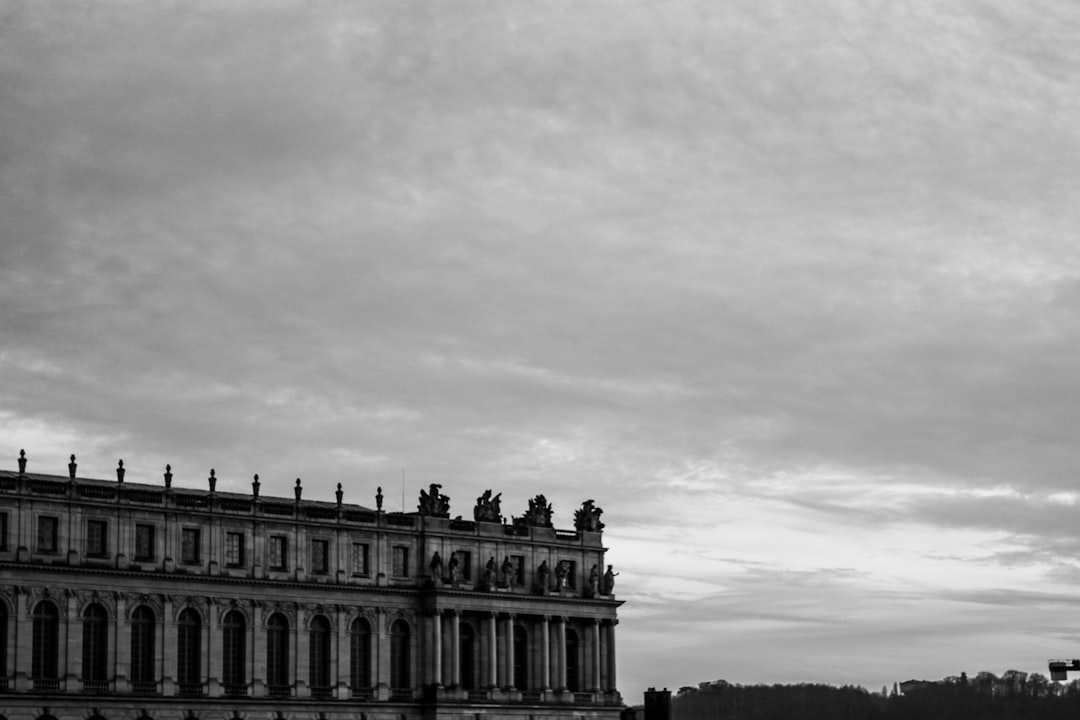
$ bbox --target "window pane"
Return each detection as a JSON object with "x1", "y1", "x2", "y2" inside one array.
[
  {"x1": 38, "y1": 517, "x2": 58, "y2": 552},
  {"x1": 392, "y1": 547, "x2": 409, "y2": 577},
  {"x1": 350, "y1": 618, "x2": 371, "y2": 688},
  {"x1": 32, "y1": 602, "x2": 59, "y2": 679},
  {"x1": 177, "y1": 609, "x2": 201, "y2": 686},
  {"x1": 309, "y1": 616, "x2": 330, "y2": 689},
  {"x1": 131, "y1": 607, "x2": 155, "y2": 683},
  {"x1": 181, "y1": 528, "x2": 200, "y2": 563},
  {"x1": 82, "y1": 604, "x2": 108, "y2": 682},
  {"x1": 222, "y1": 611, "x2": 246, "y2": 687},
  {"x1": 270, "y1": 536, "x2": 287, "y2": 570},
  {"x1": 390, "y1": 619, "x2": 410, "y2": 689},
  {"x1": 311, "y1": 539, "x2": 328, "y2": 574},
  {"x1": 135, "y1": 524, "x2": 155, "y2": 560},
  {"x1": 351, "y1": 543, "x2": 369, "y2": 576},
  {"x1": 226, "y1": 532, "x2": 244, "y2": 566},
  {"x1": 87, "y1": 520, "x2": 107, "y2": 556}
]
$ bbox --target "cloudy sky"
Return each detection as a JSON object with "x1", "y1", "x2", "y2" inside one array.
[{"x1": 3, "y1": 0, "x2": 1080, "y2": 700}]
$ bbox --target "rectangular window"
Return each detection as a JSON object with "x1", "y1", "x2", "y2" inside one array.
[
  {"x1": 37, "y1": 516, "x2": 58, "y2": 552},
  {"x1": 181, "y1": 528, "x2": 200, "y2": 564},
  {"x1": 351, "y1": 543, "x2": 369, "y2": 576},
  {"x1": 134, "y1": 524, "x2": 155, "y2": 560},
  {"x1": 225, "y1": 532, "x2": 245, "y2": 566},
  {"x1": 269, "y1": 535, "x2": 287, "y2": 570},
  {"x1": 392, "y1": 546, "x2": 409, "y2": 577},
  {"x1": 510, "y1": 554, "x2": 525, "y2": 586},
  {"x1": 86, "y1": 519, "x2": 108, "y2": 557},
  {"x1": 456, "y1": 550, "x2": 472, "y2": 581},
  {"x1": 311, "y1": 539, "x2": 329, "y2": 574},
  {"x1": 0, "y1": 512, "x2": 8, "y2": 551}
]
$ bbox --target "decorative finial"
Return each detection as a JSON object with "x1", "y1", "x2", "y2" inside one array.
[
  {"x1": 116, "y1": 459, "x2": 125, "y2": 483},
  {"x1": 252, "y1": 474, "x2": 260, "y2": 498},
  {"x1": 208, "y1": 468, "x2": 216, "y2": 493},
  {"x1": 294, "y1": 477, "x2": 302, "y2": 501},
  {"x1": 17, "y1": 449, "x2": 26, "y2": 475},
  {"x1": 68, "y1": 454, "x2": 77, "y2": 479},
  {"x1": 164, "y1": 464, "x2": 172, "y2": 488},
  {"x1": 335, "y1": 482, "x2": 343, "y2": 506},
  {"x1": 376, "y1": 486, "x2": 384, "y2": 511}
]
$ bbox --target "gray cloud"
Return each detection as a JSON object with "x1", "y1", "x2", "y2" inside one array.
[{"x1": 3, "y1": 0, "x2": 1080, "y2": 698}]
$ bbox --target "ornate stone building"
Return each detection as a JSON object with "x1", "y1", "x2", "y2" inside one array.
[{"x1": 0, "y1": 452, "x2": 622, "y2": 720}]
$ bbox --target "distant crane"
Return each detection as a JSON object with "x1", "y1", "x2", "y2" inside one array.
[{"x1": 1048, "y1": 659, "x2": 1080, "y2": 681}]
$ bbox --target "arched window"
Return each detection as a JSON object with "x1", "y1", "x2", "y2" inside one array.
[
  {"x1": 565, "y1": 629, "x2": 580, "y2": 692},
  {"x1": 390, "y1": 619, "x2": 410, "y2": 691},
  {"x1": 513, "y1": 625, "x2": 528, "y2": 690},
  {"x1": 82, "y1": 603, "x2": 108, "y2": 689},
  {"x1": 131, "y1": 605, "x2": 156, "y2": 691},
  {"x1": 349, "y1": 617, "x2": 371, "y2": 693},
  {"x1": 177, "y1": 608, "x2": 202, "y2": 694},
  {"x1": 309, "y1": 615, "x2": 331, "y2": 697},
  {"x1": 31, "y1": 601, "x2": 59, "y2": 684},
  {"x1": 221, "y1": 610, "x2": 246, "y2": 692},
  {"x1": 266, "y1": 612, "x2": 290, "y2": 696},
  {"x1": 459, "y1": 623, "x2": 475, "y2": 690}
]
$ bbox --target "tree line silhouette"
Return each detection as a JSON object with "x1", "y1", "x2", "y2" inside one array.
[{"x1": 671, "y1": 671, "x2": 1080, "y2": 720}]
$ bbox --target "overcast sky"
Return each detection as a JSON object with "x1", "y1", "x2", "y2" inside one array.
[{"x1": 3, "y1": 0, "x2": 1080, "y2": 700}]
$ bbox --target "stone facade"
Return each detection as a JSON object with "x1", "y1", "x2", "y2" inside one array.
[{"x1": 0, "y1": 454, "x2": 622, "y2": 720}]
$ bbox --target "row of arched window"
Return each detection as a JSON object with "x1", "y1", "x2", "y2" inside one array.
[
  {"x1": 3, "y1": 601, "x2": 405, "y2": 696},
  {"x1": 2, "y1": 601, "x2": 591, "y2": 696}
]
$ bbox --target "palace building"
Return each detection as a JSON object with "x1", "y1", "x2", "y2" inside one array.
[{"x1": 0, "y1": 452, "x2": 622, "y2": 720}]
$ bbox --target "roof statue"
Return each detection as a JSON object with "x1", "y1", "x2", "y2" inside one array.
[
  {"x1": 418, "y1": 482, "x2": 451, "y2": 517},
  {"x1": 574, "y1": 498, "x2": 605, "y2": 532},
  {"x1": 515, "y1": 493, "x2": 554, "y2": 528},
  {"x1": 473, "y1": 489, "x2": 503, "y2": 523}
]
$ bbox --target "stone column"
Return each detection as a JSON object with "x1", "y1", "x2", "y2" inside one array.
[
  {"x1": 591, "y1": 619, "x2": 602, "y2": 692},
  {"x1": 13, "y1": 589, "x2": 31, "y2": 691},
  {"x1": 114, "y1": 593, "x2": 129, "y2": 692},
  {"x1": 376, "y1": 608, "x2": 390, "y2": 700},
  {"x1": 487, "y1": 613, "x2": 498, "y2": 689},
  {"x1": 504, "y1": 614, "x2": 516, "y2": 690},
  {"x1": 63, "y1": 592, "x2": 78, "y2": 692},
  {"x1": 251, "y1": 602, "x2": 265, "y2": 696},
  {"x1": 449, "y1": 610, "x2": 461, "y2": 687},
  {"x1": 294, "y1": 607, "x2": 307, "y2": 697},
  {"x1": 432, "y1": 610, "x2": 443, "y2": 688},
  {"x1": 554, "y1": 616, "x2": 567, "y2": 692},
  {"x1": 605, "y1": 619, "x2": 618, "y2": 693},
  {"x1": 540, "y1": 615, "x2": 551, "y2": 691},
  {"x1": 206, "y1": 601, "x2": 220, "y2": 697},
  {"x1": 336, "y1": 608, "x2": 350, "y2": 699},
  {"x1": 161, "y1": 595, "x2": 175, "y2": 696}
]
